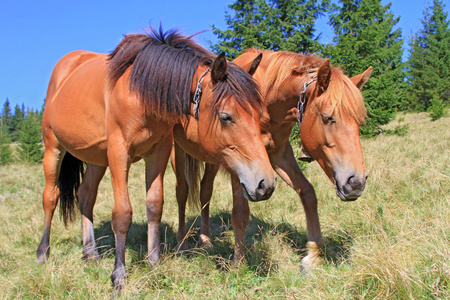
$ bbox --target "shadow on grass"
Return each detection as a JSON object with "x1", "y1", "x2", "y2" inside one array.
[{"x1": 92, "y1": 210, "x2": 353, "y2": 271}]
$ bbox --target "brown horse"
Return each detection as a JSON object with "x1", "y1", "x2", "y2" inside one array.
[
  {"x1": 37, "y1": 28, "x2": 275, "y2": 288},
  {"x1": 173, "y1": 49, "x2": 372, "y2": 269}
]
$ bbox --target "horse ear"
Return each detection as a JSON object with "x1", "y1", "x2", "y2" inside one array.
[
  {"x1": 317, "y1": 59, "x2": 332, "y2": 94},
  {"x1": 350, "y1": 66, "x2": 373, "y2": 89},
  {"x1": 211, "y1": 52, "x2": 228, "y2": 85},
  {"x1": 247, "y1": 53, "x2": 263, "y2": 76}
]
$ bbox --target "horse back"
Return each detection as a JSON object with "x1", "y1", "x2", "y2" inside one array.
[{"x1": 45, "y1": 51, "x2": 100, "y2": 106}]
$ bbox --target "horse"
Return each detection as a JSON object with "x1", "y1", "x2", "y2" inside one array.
[
  {"x1": 173, "y1": 49, "x2": 372, "y2": 270},
  {"x1": 37, "y1": 28, "x2": 276, "y2": 289}
]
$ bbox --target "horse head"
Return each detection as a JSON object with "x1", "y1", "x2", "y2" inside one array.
[
  {"x1": 192, "y1": 53, "x2": 276, "y2": 202},
  {"x1": 300, "y1": 60, "x2": 372, "y2": 201}
]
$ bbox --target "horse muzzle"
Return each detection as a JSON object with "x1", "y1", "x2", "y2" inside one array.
[
  {"x1": 241, "y1": 177, "x2": 276, "y2": 202},
  {"x1": 335, "y1": 172, "x2": 368, "y2": 201}
]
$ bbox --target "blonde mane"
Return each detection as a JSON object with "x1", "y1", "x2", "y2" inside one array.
[{"x1": 243, "y1": 49, "x2": 367, "y2": 124}]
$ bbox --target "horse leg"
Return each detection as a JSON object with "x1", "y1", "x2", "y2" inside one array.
[
  {"x1": 270, "y1": 143, "x2": 323, "y2": 272},
  {"x1": 145, "y1": 135, "x2": 173, "y2": 266},
  {"x1": 198, "y1": 163, "x2": 219, "y2": 247},
  {"x1": 78, "y1": 163, "x2": 107, "y2": 261},
  {"x1": 172, "y1": 142, "x2": 189, "y2": 251},
  {"x1": 108, "y1": 139, "x2": 132, "y2": 289},
  {"x1": 37, "y1": 144, "x2": 65, "y2": 263},
  {"x1": 230, "y1": 173, "x2": 249, "y2": 262}
]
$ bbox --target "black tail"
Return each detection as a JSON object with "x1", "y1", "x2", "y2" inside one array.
[{"x1": 58, "y1": 152, "x2": 85, "y2": 226}]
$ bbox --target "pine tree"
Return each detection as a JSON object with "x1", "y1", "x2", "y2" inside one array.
[
  {"x1": 211, "y1": 0, "x2": 329, "y2": 57},
  {"x1": 1, "y1": 98, "x2": 13, "y2": 139},
  {"x1": 10, "y1": 104, "x2": 25, "y2": 141},
  {"x1": 428, "y1": 94, "x2": 447, "y2": 120},
  {"x1": 0, "y1": 123, "x2": 13, "y2": 165},
  {"x1": 324, "y1": 0, "x2": 405, "y2": 135},
  {"x1": 18, "y1": 110, "x2": 43, "y2": 163},
  {"x1": 407, "y1": 0, "x2": 450, "y2": 111}
]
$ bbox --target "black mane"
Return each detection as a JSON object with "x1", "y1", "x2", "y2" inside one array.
[{"x1": 108, "y1": 26, "x2": 262, "y2": 118}]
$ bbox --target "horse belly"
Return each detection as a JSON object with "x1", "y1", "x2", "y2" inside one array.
[
  {"x1": 49, "y1": 57, "x2": 109, "y2": 166},
  {"x1": 51, "y1": 107, "x2": 108, "y2": 166}
]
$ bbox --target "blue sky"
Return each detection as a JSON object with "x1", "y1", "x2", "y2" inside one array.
[{"x1": 0, "y1": 0, "x2": 435, "y2": 110}]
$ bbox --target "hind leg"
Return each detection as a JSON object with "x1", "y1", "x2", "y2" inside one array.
[
  {"x1": 79, "y1": 163, "x2": 107, "y2": 261},
  {"x1": 37, "y1": 142, "x2": 65, "y2": 264},
  {"x1": 172, "y1": 143, "x2": 189, "y2": 251}
]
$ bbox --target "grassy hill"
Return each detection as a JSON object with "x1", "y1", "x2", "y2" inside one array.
[{"x1": 0, "y1": 112, "x2": 448, "y2": 299}]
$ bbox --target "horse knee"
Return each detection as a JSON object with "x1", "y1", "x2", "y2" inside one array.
[
  {"x1": 299, "y1": 183, "x2": 317, "y2": 207},
  {"x1": 111, "y1": 208, "x2": 132, "y2": 234},
  {"x1": 146, "y1": 199, "x2": 163, "y2": 223},
  {"x1": 232, "y1": 207, "x2": 249, "y2": 230}
]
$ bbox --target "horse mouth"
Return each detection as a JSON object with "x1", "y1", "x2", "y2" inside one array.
[
  {"x1": 335, "y1": 181, "x2": 359, "y2": 202},
  {"x1": 241, "y1": 183, "x2": 269, "y2": 202}
]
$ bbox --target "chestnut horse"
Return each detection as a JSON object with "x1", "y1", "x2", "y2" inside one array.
[
  {"x1": 173, "y1": 49, "x2": 372, "y2": 270},
  {"x1": 37, "y1": 29, "x2": 275, "y2": 288}
]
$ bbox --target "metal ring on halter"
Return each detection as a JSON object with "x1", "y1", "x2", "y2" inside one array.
[
  {"x1": 296, "y1": 75, "x2": 318, "y2": 127},
  {"x1": 192, "y1": 68, "x2": 211, "y2": 121}
]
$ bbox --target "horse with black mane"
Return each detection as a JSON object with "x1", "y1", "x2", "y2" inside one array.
[{"x1": 37, "y1": 27, "x2": 275, "y2": 288}]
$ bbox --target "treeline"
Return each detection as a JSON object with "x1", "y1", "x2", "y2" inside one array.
[
  {"x1": 212, "y1": 0, "x2": 449, "y2": 133},
  {"x1": 0, "y1": 98, "x2": 44, "y2": 164}
]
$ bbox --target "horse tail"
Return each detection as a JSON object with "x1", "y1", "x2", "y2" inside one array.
[
  {"x1": 184, "y1": 153, "x2": 204, "y2": 211},
  {"x1": 58, "y1": 152, "x2": 85, "y2": 226}
]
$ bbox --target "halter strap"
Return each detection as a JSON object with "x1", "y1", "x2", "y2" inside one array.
[
  {"x1": 296, "y1": 75, "x2": 317, "y2": 128},
  {"x1": 192, "y1": 68, "x2": 210, "y2": 121}
]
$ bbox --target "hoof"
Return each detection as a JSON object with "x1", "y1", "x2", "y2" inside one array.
[
  {"x1": 232, "y1": 255, "x2": 246, "y2": 265},
  {"x1": 300, "y1": 241, "x2": 322, "y2": 273},
  {"x1": 300, "y1": 254, "x2": 321, "y2": 273},
  {"x1": 111, "y1": 267, "x2": 127, "y2": 291},
  {"x1": 198, "y1": 234, "x2": 213, "y2": 249},
  {"x1": 111, "y1": 266, "x2": 127, "y2": 290},
  {"x1": 36, "y1": 254, "x2": 48, "y2": 265},
  {"x1": 36, "y1": 244, "x2": 50, "y2": 264},
  {"x1": 82, "y1": 251, "x2": 101, "y2": 262},
  {"x1": 147, "y1": 251, "x2": 160, "y2": 267},
  {"x1": 176, "y1": 240, "x2": 188, "y2": 253}
]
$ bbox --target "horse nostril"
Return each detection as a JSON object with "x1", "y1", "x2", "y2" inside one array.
[
  {"x1": 255, "y1": 179, "x2": 275, "y2": 200},
  {"x1": 257, "y1": 179, "x2": 266, "y2": 192},
  {"x1": 348, "y1": 175, "x2": 356, "y2": 186}
]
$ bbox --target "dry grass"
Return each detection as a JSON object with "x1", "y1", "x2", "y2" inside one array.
[{"x1": 0, "y1": 112, "x2": 448, "y2": 299}]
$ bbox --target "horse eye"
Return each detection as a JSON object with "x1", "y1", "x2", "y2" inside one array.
[
  {"x1": 219, "y1": 113, "x2": 233, "y2": 125},
  {"x1": 322, "y1": 114, "x2": 335, "y2": 124}
]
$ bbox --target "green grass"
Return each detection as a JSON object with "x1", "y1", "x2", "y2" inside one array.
[{"x1": 0, "y1": 112, "x2": 449, "y2": 299}]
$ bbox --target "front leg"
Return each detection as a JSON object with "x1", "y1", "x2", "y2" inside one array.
[
  {"x1": 144, "y1": 134, "x2": 173, "y2": 266},
  {"x1": 198, "y1": 163, "x2": 220, "y2": 246},
  {"x1": 230, "y1": 174, "x2": 249, "y2": 262},
  {"x1": 270, "y1": 143, "x2": 323, "y2": 272},
  {"x1": 108, "y1": 137, "x2": 133, "y2": 289}
]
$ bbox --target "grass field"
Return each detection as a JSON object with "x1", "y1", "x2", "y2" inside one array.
[{"x1": 0, "y1": 112, "x2": 449, "y2": 299}]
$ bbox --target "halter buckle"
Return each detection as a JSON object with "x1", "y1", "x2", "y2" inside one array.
[
  {"x1": 192, "y1": 68, "x2": 210, "y2": 121},
  {"x1": 296, "y1": 75, "x2": 317, "y2": 126}
]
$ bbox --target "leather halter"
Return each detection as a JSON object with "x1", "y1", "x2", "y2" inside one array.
[
  {"x1": 192, "y1": 68, "x2": 210, "y2": 121},
  {"x1": 296, "y1": 75, "x2": 317, "y2": 128}
]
